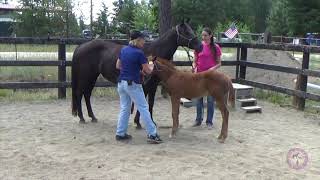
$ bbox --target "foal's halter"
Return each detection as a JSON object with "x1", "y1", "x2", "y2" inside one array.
[
  {"x1": 152, "y1": 57, "x2": 162, "y2": 72},
  {"x1": 175, "y1": 25, "x2": 197, "y2": 49}
]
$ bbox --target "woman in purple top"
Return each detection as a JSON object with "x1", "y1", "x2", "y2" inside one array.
[{"x1": 192, "y1": 27, "x2": 222, "y2": 129}]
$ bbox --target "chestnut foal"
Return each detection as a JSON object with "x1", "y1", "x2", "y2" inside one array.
[{"x1": 152, "y1": 57, "x2": 235, "y2": 143}]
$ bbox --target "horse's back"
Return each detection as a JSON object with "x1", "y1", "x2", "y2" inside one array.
[
  {"x1": 73, "y1": 40, "x2": 121, "y2": 61},
  {"x1": 72, "y1": 39, "x2": 123, "y2": 83}
]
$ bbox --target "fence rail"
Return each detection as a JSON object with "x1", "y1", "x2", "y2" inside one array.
[{"x1": 1, "y1": 37, "x2": 320, "y2": 110}]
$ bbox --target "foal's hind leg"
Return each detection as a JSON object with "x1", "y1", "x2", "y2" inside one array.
[
  {"x1": 216, "y1": 98, "x2": 229, "y2": 143},
  {"x1": 170, "y1": 97, "x2": 180, "y2": 138}
]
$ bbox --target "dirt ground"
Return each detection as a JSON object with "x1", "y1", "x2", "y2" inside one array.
[{"x1": 1, "y1": 96, "x2": 320, "y2": 180}]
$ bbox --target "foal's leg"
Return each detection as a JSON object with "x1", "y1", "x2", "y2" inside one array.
[
  {"x1": 216, "y1": 97, "x2": 229, "y2": 143},
  {"x1": 170, "y1": 96, "x2": 180, "y2": 138}
]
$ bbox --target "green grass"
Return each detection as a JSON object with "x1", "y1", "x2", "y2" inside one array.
[
  {"x1": 289, "y1": 51, "x2": 320, "y2": 70},
  {"x1": 254, "y1": 88, "x2": 292, "y2": 106},
  {"x1": 0, "y1": 87, "x2": 118, "y2": 102},
  {"x1": 0, "y1": 44, "x2": 77, "y2": 52},
  {"x1": 0, "y1": 67, "x2": 63, "y2": 81},
  {"x1": 254, "y1": 88, "x2": 320, "y2": 115}
]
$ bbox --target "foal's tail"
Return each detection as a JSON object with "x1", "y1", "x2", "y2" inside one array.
[
  {"x1": 228, "y1": 81, "x2": 235, "y2": 108},
  {"x1": 71, "y1": 49, "x2": 79, "y2": 117}
]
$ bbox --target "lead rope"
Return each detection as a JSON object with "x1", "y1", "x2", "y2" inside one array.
[{"x1": 182, "y1": 47, "x2": 194, "y2": 71}]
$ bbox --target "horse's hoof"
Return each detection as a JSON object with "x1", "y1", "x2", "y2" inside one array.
[
  {"x1": 218, "y1": 138, "x2": 225, "y2": 143},
  {"x1": 91, "y1": 118, "x2": 98, "y2": 123},
  {"x1": 135, "y1": 124, "x2": 142, "y2": 130},
  {"x1": 79, "y1": 120, "x2": 86, "y2": 124},
  {"x1": 169, "y1": 133, "x2": 176, "y2": 139},
  {"x1": 217, "y1": 134, "x2": 226, "y2": 143}
]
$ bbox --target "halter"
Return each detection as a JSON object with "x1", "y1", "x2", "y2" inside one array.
[
  {"x1": 151, "y1": 56, "x2": 162, "y2": 72},
  {"x1": 175, "y1": 25, "x2": 196, "y2": 70},
  {"x1": 175, "y1": 25, "x2": 197, "y2": 48}
]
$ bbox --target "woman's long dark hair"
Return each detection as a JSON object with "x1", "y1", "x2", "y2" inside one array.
[{"x1": 203, "y1": 27, "x2": 217, "y2": 60}]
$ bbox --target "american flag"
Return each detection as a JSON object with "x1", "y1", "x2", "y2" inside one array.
[{"x1": 224, "y1": 23, "x2": 238, "y2": 39}]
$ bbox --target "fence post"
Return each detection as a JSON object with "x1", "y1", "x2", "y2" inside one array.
[
  {"x1": 292, "y1": 51, "x2": 309, "y2": 110},
  {"x1": 239, "y1": 46, "x2": 247, "y2": 80},
  {"x1": 58, "y1": 40, "x2": 66, "y2": 99},
  {"x1": 235, "y1": 46, "x2": 240, "y2": 80}
]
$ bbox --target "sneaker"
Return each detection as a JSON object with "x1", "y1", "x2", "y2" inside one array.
[
  {"x1": 192, "y1": 121, "x2": 201, "y2": 127},
  {"x1": 147, "y1": 134, "x2": 163, "y2": 144},
  {"x1": 207, "y1": 123, "x2": 213, "y2": 130},
  {"x1": 115, "y1": 134, "x2": 132, "y2": 141}
]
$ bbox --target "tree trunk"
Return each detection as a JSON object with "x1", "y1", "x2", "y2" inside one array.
[
  {"x1": 159, "y1": 0, "x2": 172, "y2": 98},
  {"x1": 159, "y1": 0, "x2": 172, "y2": 36}
]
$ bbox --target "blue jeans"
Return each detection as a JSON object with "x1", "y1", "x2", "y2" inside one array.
[
  {"x1": 196, "y1": 96, "x2": 215, "y2": 125},
  {"x1": 116, "y1": 80, "x2": 157, "y2": 136}
]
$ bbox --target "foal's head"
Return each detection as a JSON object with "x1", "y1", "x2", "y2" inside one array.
[{"x1": 152, "y1": 57, "x2": 176, "y2": 81}]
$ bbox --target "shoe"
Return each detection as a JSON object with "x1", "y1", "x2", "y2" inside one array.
[
  {"x1": 147, "y1": 134, "x2": 163, "y2": 144},
  {"x1": 207, "y1": 123, "x2": 213, "y2": 130},
  {"x1": 115, "y1": 134, "x2": 132, "y2": 141},
  {"x1": 192, "y1": 121, "x2": 201, "y2": 127}
]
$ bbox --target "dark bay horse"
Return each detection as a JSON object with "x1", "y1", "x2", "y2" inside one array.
[
  {"x1": 71, "y1": 22, "x2": 202, "y2": 125},
  {"x1": 152, "y1": 57, "x2": 235, "y2": 143}
]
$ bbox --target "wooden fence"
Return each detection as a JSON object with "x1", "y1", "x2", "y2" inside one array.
[{"x1": 1, "y1": 37, "x2": 320, "y2": 110}]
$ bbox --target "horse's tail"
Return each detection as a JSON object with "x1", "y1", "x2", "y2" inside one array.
[
  {"x1": 228, "y1": 81, "x2": 235, "y2": 108},
  {"x1": 71, "y1": 48, "x2": 79, "y2": 117}
]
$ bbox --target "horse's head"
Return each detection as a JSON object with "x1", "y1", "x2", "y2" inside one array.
[{"x1": 175, "y1": 21, "x2": 203, "y2": 52}]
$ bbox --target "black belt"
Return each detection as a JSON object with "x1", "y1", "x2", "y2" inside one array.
[
  {"x1": 126, "y1": 80, "x2": 133, "y2": 85},
  {"x1": 119, "y1": 80, "x2": 141, "y2": 85}
]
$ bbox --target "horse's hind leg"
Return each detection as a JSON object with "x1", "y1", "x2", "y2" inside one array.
[
  {"x1": 84, "y1": 76, "x2": 98, "y2": 123},
  {"x1": 216, "y1": 97, "x2": 229, "y2": 143},
  {"x1": 134, "y1": 111, "x2": 142, "y2": 129},
  {"x1": 133, "y1": 85, "x2": 148, "y2": 129},
  {"x1": 147, "y1": 82, "x2": 158, "y2": 125},
  {"x1": 76, "y1": 90, "x2": 86, "y2": 123},
  {"x1": 84, "y1": 91, "x2": 97, "y2": 123}
]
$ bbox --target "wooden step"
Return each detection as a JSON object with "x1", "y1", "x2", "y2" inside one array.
[
  {"x1": 232, "y1": 83, "x2": 254, "y2": 99},
  {"x1": 232, "y1": 83, "x2": 254, "y2": 90},
  {"x1": 237, "y1": 98, "x2": 257, "y2": 103},
  {"x1": 180, "y1": 98, "x2": 196, "y2": 108},
  {"x1": 237, "y1": 98, "x2": 257, "y2": 107},
  {"x1": 241, "y1": 106, "x2": 262, "y2": 113}
]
